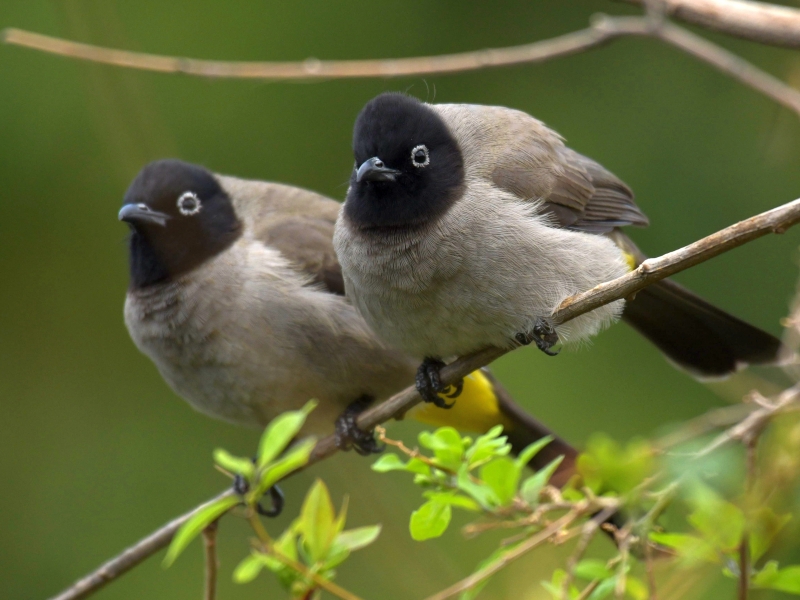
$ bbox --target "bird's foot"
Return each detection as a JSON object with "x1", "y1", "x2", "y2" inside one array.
[
  {"x1": 415, "y1": 357, "x2": 462, "y2": 408},
  {"x1": 335, "y1": 395, "x2": 383, "y2": 456},
  {"x1": 233, "y1": 472, "x2": 285, "y2": 517},
  {"x1": 515, "y1": 317, "x2": 561, "y2": 356}
]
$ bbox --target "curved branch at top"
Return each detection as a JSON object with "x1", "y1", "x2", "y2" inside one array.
[
  {"x1": 621, "y1": 0, "x2": 800, "y2": 48},
  {"x1": 0, "y1": 19, "x2": 644, "y2": 80}
]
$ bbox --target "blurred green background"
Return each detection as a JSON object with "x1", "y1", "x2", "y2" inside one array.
[{"x1": 2, "y1": 1, "x2": 800, "y2": 599}]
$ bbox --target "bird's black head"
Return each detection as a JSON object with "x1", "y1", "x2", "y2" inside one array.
[
  {"x1": 345, "y1": 93, "x2": 465, "y2": 229},
  {"x1": 120, "y1": 159, "x2": 242, "y2": 289}
]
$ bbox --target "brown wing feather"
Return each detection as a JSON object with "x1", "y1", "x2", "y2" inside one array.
[
  {"x1": 441, "y1": 104, "x2": 649, "y2": 233},
  {"x1": 216, "y1": 175, "x2": 346, "y2": 295},
  {"x1": 258, "y1": 215, "x2": 345, "y2": 295}
]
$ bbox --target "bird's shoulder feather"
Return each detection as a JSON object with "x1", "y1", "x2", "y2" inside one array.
[
  {"x1": 433, "y1": 103, "x2": 649, "y2": 233},
  {"x1": 215, "y1": 175, "x2": 345, "y2": 294}
]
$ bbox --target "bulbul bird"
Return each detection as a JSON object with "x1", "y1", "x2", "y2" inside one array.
[
  {"x1": 333, "y1": 93, "x2": 784, "y2": 405},
  {"x1": 119, "y1": 159, "x2": 577, "y2": 486}
]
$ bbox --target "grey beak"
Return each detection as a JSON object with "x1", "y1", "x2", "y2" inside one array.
[
  {"x1": 118, "y1": 203, "x2": 170, "y2": 227},
  {"x1": 356, "y1": 157, "x2": 401, "y2": 183}
]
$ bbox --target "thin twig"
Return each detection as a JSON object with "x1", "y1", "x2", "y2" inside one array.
[
  {"x1": 655, "y1": 404, "x2": 755, "y2": 451},
  {"x1": 47, "y1": 196, "x2": 800, "y2": 600},
  {"x1": 620, "y1": 0, "x2": 800, "y2": 47},
  {"x1": 615, "y1": 525, "x2": 633, "y2": 599},
  {"x1": 4, "y1": 12, "x2": 800, "y2": 118},
  {"x1": 576, "y1": 579, "x2": 603, "y2": 600},
  {"x1": 247, "y1": 512, "x2": 363, "y2": 600},
  {"x1": 554, "y1": 198, "x2": 800, "y2": 324},
  {"x1": 202, "y1": 522, "x2": 218, "y2": 600},
  {"x1": 695, "y1": 385, "x2": 800, "y2": 457},
  {"x1": 739, "y1": 433, "x2": 759, "y2": 600},
  {"x1": 424, "y1": 509, "x2": 584, "y2": 600},
  {"x1": 562, "y1": 506, "x2": 619, "y2": 599},
  {"x1": 645, "y1": 539, "x2": 658, "y2": 600}
]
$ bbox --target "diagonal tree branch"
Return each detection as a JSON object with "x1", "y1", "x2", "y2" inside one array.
[
  {"x1": 48, "y1": 196, "x2": 800, "y2": 600},
  {"x1": 4, "y1": 12, "x2": 800, "y2": 118},
  {"x1": 620, "y1": 0, "x2": 800, "y2": 48}
]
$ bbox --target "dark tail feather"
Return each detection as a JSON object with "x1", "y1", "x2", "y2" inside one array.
[{"x1": 622, "y1": 279, "x2": 783, "y2": 378}]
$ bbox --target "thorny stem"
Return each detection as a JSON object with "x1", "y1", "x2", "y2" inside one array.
[
  {"x1": 246, "y1": 512, "x2": 364, "y2": 600},
  {"x1": 202, "y1": 522, "x2": 218, "y2": 600}
]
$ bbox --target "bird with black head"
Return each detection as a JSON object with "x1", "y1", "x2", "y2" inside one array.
[{"x1": 334, "y1": 93, "x2": 784, "y2": 406}]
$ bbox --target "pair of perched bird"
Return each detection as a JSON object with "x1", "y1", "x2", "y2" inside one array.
[{"x1": 120, "y1": 93, "x2": 782, "y2": 486}]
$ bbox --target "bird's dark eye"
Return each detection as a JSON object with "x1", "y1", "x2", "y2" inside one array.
[
  {"x1": 411, "y1": 144, "x2": 430, "y2": 168},
  {"x1": 177, "y1": 191, "x2": 202, "y2": 216}
]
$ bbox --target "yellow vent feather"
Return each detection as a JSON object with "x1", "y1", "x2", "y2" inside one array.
[{"x1": 406, "y1": 369, "x2": 513, "y2": 433}]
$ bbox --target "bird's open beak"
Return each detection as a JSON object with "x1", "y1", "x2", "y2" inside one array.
[
  {"x1": 118, "y1": 203, "x2": 170, "y2": 227},
  {"x1": 356, "y1": 157, "x2": 401, "y2": 183}
]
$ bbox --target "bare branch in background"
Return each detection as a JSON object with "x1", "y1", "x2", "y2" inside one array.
[
  {"x1": 620, "y1": 0, "x2": 800, "y2": 48},
  {"x1": 48, "y1": 196, "x2": 800, "y2": 600},
  {"x1": 4, "y1": 8, "x2": 800, "y2": 117}
]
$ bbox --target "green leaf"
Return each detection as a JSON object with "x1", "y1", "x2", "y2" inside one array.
[
  {"x1": 686, "y1": 483, "x2": 744, "y2": 553},
  {"x1": 322, "y1": 543, "x2": 351, "y2": 571},
  {"x1": 514, "y1": 436, "x2": 553, "y2": 470},
  {"x1": 274, "y1": 524, "x2": 300, "y2": 562},
  {"x1": 213, "y1": 448, "x2": 254, "y2": 479},
  {"x1": 753, "y1": 561, "x2": 800, "y2": 594},
  {"x1": 333, "y1": 495, "x2": 349, "y2": 537},
  {"x1": 257, "y1": 400, "x2": 317, "y2": 468},
  {"x1": 541, "y1": 569, "x2": 579, "y2": 599},
  {"x1": 336, "y1": 525, "x2": 381, "y2": 551},
  {"x1": 233, "y1": 553, "x2": 264, "y2": 584},
  {"x1": 574, "y1": 558, "x2": 613, "y2": 581},
  {"x1": 520, "y1": 456, "x2": 564, "y2": 505},
  {"x1": 255, "y1": 437, "x2": 316, "y2": 496},
  {"x1": 410, "y1": 500, "x2": 451, "y2": 541},
  {"x1": 405, "y1": 458, "x2": 433, "y2": 475},
  {"x1": 577, "y1": 434, "x2": 653, "y2": 495},
  {"x1": 465, "y1": 425, "x2": 510, "y2": 467},
  {"x1": 587, "y1": 576, "x2": 617, "y2": 600},
  {"x1": 298, "y1": 479, "x2": 336, "y2": 563},
  {"x1": 371, "y1": 453, "x2": 408, "y2": 472},
  {"x1": 419, "y1": 427, "x2": 464, "y2": 471},
  {"x1": 750, "y1": 507, "x2": 791, "y2": 563},
  {"x1": 625, "y1": 576, "x2": 648, "y2": 600},
  {"x1": 423, "y1": 491, "x2": 480, "y2": 511},
  {"x1": 457, "y1": 464, "x2": 499, "y2": 509},
  {"x1": 648, "y1": 532, "x2": 719, "y2": 564},
  {"x1": 480, "y1": 457, "x2": 519, "y2": 505},
  {"x1": 163, "y1": 495, "x2": 240, "y2": 567}
]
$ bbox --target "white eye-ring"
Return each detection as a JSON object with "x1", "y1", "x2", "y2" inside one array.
[
  {"x1": 410, "y1": 144, "x2": 430, "y2": 168},
  {"x1": 177, "y1": 191, "x2": 202, "y2": 216}
]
